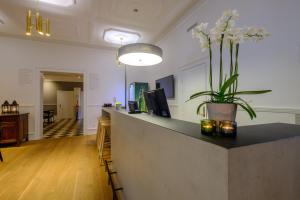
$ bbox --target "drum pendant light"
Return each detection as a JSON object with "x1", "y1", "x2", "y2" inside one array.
[{"x1": 117, "y1": 43, "x2": 163, "y2": 66}]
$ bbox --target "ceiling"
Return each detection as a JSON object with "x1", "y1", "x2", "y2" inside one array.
[{"x1": 0, "y1": 0, "x2": 198, "y2": 49}]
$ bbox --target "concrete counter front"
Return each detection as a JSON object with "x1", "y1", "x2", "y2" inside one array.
[{"x1": 102, "y1": 108, "x2": 300, "y2": 200}]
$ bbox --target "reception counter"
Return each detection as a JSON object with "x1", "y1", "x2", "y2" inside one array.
[{"x1": 102, "y1": 107, "x2": 300, "y2": 200}]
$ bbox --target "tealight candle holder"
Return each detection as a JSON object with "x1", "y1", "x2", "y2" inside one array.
[
  {"x1": 220, "y1": 120, "x2": 237, "y2": 137},
  {"x1": 115, "y1": 102, "x2": 122, "y2": 110},
  {"x1": 201, "y1": 119, "x2": 216, "y2": 135}
]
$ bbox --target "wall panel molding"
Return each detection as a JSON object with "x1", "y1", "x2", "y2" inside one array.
[
  {"x1": 238, "y1": 106, "x2": 300, "y2": 114},
  {"x1": 87, "y1": 104, "x2": 102, "y2": 107},
  {"x1": 19, "y1": 105, "x2": 35, "y2": 107},
  {"x1": 295, "y1": 114, "x2": 300, "y2": 125}
]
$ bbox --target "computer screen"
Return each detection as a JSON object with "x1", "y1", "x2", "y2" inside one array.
[{"x1": 144, "y1": 88, "x2": 171, "y2": 118}]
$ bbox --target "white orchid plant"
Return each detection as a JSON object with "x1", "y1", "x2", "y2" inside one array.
[{"x1": 188, "y1": 10, "x2": 271, "y2": 119}]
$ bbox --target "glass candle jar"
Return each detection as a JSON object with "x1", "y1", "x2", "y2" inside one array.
[
  {"x1": 115, "y1": 102, "x2": 122, "y2": 110},
  {"x1": 201, "y1": 119, "x2": 216, "y2": 135},
  {"x1": 220, "y1": 120, "x2": 237, "y2": 137}
]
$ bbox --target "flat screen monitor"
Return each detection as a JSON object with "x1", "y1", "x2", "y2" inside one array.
[
  {"x1": 144, "y1": 88, "x2": 171, "y2": 118},
  {"x1": 143, "y1": 91, "x2": 159, "y2": 115},
  {"x1": 155, "y1": 75, "x2": 175, "y2": 99}
]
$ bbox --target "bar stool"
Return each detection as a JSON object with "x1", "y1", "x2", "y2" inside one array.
[
  {"x1": 96, "y1": 117, "x2": 110, "y2": 150},
  {"x1": 99, "y1": 120, "x2": 111, "y2": 165},
  {"x1": 97, "y1": 117, "x2": 111, "y2": 165}
]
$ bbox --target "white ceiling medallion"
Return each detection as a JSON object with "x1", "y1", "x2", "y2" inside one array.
[
  {"x1": 103, "y1": 28, "x2": 141, "y2": 45},
  {"x1": 39, "y1": 0, "x2": 76, "y2": 7}
]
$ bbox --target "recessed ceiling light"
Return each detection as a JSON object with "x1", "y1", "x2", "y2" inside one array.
[
  {"x1": 39, "y1": 0, "x2": 76, "y2": 7},
  {"x1": 103, "y1": 28, "x2": 141, "y2": 45}
]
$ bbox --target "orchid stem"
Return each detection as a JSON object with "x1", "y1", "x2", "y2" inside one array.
[
  {"x1": 208, "y1": 38, "x2": 213, "y2": 100},
  {"x1": 234, "y1": 43, "x2": 240, "y2": 94},
  {"x1": 219, "y1": 34, "x2": 224, "y2": 91},
  {"x1": 229, "y1": 41, "x2": 233, "y2": 95}
]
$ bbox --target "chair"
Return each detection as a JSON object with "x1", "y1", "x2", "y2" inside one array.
[
  {"x1": 43, "y1": 110, "x2": 55, "y2": 124},
  {"x1": 49, "y1": 110, "x2": 55, "y2": 123}
]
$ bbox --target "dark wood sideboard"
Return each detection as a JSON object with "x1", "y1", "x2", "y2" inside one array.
[{"x1": 0, "y1": 113, "x2": 29, "y2": 146}]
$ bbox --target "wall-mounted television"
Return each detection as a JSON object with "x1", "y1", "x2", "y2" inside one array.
[{"x1": 155, "y1": 75, "x2": 175, "y2": 99}]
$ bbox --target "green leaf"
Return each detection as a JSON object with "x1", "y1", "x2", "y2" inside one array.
[
  {"x1": 196, "y1": 102, "x2": 207, "y2": 115},
  {"x1": 235, "y1": 98, "x2": 257, "y2": 118},
  {"x1": 224, "y1": 75, "x2": 228, "y2": 84},
  {"x1": 224, "y1": 95, "x2": 257, "y2": 119},
  {"x1": 186, "y1": 91, "x2": 219, "y2": 102},
  {"x1": 235, "y1": 102, "x2": 254, "y2": 120},
  {"x1": 224, "y1": 90, "x2": 272, "y2": 96},
  {"x1": 219, "y1": 74, "x2": 239, "y2": 95}
]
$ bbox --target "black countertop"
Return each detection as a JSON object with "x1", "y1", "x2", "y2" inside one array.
[{"x1": 102, "y1": 108, "x2": 300, "y2": 149}]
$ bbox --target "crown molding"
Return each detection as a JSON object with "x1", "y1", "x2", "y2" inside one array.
[
  {"x1": 153, "y1": 0, "x2": 207, "y2": 44},
  {"x1": 0, "y1": 32, "x2": 117, "y2": 52}
]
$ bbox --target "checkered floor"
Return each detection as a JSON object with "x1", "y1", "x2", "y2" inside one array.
[{"x1": 43, "y1": 119, "x2": 83, "y2": 139}]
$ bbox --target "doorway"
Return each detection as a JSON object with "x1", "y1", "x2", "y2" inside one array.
[{"x1": 41, "y1": 71, "x2": 84, "y2": 139}]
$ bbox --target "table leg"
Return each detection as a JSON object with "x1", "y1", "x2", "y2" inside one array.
[{"x1": 0, "y1": 150, "x2": 3, "y2": 162}]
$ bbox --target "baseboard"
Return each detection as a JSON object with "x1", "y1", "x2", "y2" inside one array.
[
  {"x1": 28, "y1": 133, "x2": 42, "y2": 141},
  {"x1": 84, "y1": 132, "x2": 96, "y2": 135},
  {"x1": 84, "y1": 128, "x2": 97, "y2": 135}
]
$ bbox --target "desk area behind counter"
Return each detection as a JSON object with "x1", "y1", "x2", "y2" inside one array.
[{"x1": 102, "y1": 107, "x2": 300, "y2": 200}]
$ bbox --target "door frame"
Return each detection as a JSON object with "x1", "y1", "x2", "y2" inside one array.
[
  {"x1": 35, "y1": 68, "x2": 87, "y2": 139},
  {"x1": 177, "y1": 60, "x2": 208, "y2": 121}
]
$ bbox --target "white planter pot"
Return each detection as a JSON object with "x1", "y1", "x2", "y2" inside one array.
[{"x1": 207, "y1": 103, "x2": 237, "y2": 122}]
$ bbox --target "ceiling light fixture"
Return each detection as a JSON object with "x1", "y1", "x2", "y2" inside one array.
[
  {"x1": 103, "y1": 28, "x2": 140, "y2": 45},
  {"x1": 39, "y1": 0, "x2": 76, "y2": 7},
  {"x1": 26, "y1": 1, "x2": 51, "y2": 37},
  {"x1": 117, "y1": 43, "x2": 163, "y2": 66}
]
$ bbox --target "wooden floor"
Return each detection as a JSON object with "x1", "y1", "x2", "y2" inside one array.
[{"x1": 0, "y1": 135, "x2": 112, "y2": 200}]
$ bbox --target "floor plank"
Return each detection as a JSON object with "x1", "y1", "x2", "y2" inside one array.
[{"x1": 0, "y1": 135, "x2": 112, "y2": 200}]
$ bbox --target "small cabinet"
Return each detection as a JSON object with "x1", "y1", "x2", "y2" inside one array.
[{"x1": 0, "y1": 113, "x2": 29, "y2": 146}]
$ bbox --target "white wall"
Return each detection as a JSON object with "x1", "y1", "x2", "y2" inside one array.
[
  {"x1": 43, "y1": 81, "x2": 83, "y2": 105},
  {"x1": 0, "y1": 36, "x2": 146, "y2": 138},
  {"x1": 145, "y1": 0, "x2": 300, "y2": 125}
]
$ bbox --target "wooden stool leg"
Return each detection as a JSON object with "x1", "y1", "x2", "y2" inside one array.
[
  {"x1": 99, "y1": 126, "x2": 106, "y2": 165},
  {"x1": 0, "y1": 150, "x2": 3, "y2": 162},
  {"x1": 96, "y1": 121, "x2": 101, "y2": 149}
]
